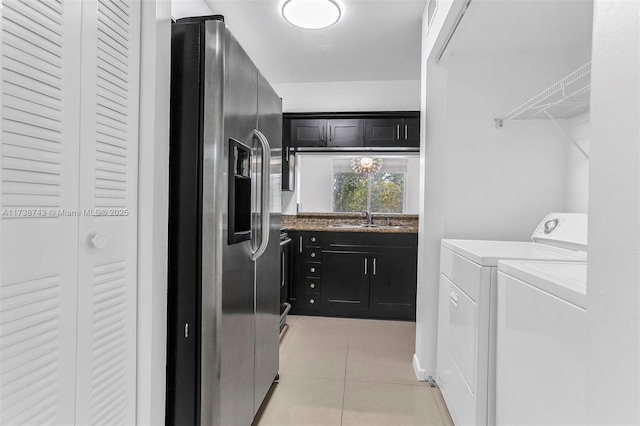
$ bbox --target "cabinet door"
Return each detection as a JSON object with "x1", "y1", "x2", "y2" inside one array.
[
  {"x1": 321, "y1": 251, "x2": 369, "y2": 315},
  {"x1": 282, "y1": 118, "x2": 295, "y2": 191},
  {"x1": 402, "y1": 118, "x2": 420, "y2": 147},
  {"x1": 327, "y1": 119, "x2": 363, "y2": 147},
  {"x1": 364, "y1": 118, "x2": 402, "y2": 147},
  {"x1": 369, "y1": 252, "x2": 417, "y2": 320},
  {"x1": 290, "y1": 119, "x2": 327, "y2": 147},
  {"x1": 75, "y1": 0, "x2": 141, "y2": 424}
]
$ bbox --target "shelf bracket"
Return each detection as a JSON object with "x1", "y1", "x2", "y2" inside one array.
[{"x1": 542, "y1": 110, "x2": 589, "y2": 160}]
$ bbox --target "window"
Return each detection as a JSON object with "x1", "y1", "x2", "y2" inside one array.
[{"x1": 332, "y1": 158, "x2": 407, "y2": 213}]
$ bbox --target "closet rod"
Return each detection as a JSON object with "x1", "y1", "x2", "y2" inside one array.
[{"x1": 435, "y1": 0, "x2": 473, "y2": 63}]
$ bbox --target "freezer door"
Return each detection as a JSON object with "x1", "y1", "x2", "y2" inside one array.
[
  {"x1": 254, "y1": 72, "x2": 282, "y2": 414},
  {"x1": 216, "y1": 26, "x2": 261, "y2": 426}
]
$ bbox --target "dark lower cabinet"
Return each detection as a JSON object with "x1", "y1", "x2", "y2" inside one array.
[
  {"x1": 321, "y1": 251, "x2": 369, "y2": 315},
  {"x1": 288, "y1": 231, "x2": 417, "y2": 320},
  {"x1": 369, "y1": 252, "x2": 417, "y2": 320}
]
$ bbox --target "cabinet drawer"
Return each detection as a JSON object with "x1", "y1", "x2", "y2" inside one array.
[
  {"x1": 440, "y1": 246, "x2": 484, "y2": 302},
  {"x1": 304, "y1": 278, "x2": 321, "y2": 292},
  {"x1": 303, "y1": 262, "x2": 322, "y2": 277},
  {"x1": 305, "y1": 293, "x2": 321, "y2": 308},
  {"x1": 305, "y1": 248, "x2": 321, "y2": 261}
]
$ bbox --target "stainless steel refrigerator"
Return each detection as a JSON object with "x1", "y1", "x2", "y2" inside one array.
[{"x1": 167, "y1": 16, "x2": 282, "y2": 426}]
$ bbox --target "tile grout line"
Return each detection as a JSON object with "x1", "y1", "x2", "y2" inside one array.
[{"x1": 340, "y1": 324, "x2": 351, "y2": 426}]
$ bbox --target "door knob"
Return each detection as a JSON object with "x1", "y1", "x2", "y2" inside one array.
[{"x1": 86, "y1": 232, "x2": 107, "y2": 250}]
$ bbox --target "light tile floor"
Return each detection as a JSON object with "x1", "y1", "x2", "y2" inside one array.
[{"x1": 253, "y1": 315, "x2": 453, "y2": 426}]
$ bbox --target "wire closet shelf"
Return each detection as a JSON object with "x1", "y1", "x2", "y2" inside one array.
[{"x1": 495, "y1": 62, "x2": 591, "y2": 128}]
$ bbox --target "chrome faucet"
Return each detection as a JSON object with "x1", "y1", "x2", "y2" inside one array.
[{"x1": 362, "y1": 210, "x2": 373, "y2": 225}]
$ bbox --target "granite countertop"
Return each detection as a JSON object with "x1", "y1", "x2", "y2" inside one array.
[{"x1": 281, "y1": 213, "x2": 418, "y2": 234}]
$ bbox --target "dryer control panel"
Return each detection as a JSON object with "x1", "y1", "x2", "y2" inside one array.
[{"x1": 531, "y1": 213, "x2": 588, "y2": 252}]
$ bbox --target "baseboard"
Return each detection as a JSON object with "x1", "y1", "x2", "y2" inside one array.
[{"x1": 413, "y1": 353, "x2": 426, "y2": 381}]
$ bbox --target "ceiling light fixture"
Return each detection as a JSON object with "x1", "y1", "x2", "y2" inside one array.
[
  {"x1": 281, "y1": 0, "x2": 342, "y2": 30},
  {"x1": 351, "y1": 157, "x2": 383, "y2": 179}
]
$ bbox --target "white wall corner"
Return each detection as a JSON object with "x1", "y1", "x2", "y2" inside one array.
[{"x1": 137, "y1": 0, "x2": 171, "y2": 424}]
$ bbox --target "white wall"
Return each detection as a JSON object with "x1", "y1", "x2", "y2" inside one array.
[
  {"x1": 564, "y1": 112, "x2": 590, "y2": 213},
  {"x1": 587, "y1": 1, "x2": 640, "y2": 424},
  {"x1": 272, "y1": 80, "x2": 421, "y2": 112},
  {"x1": 138, "y1": 0, "x2": 171, "y2": 424}
]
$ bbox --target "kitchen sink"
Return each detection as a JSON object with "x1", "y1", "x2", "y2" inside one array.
[{"x1": 329, "y1": 224, "x2": 409, "y2": 230}]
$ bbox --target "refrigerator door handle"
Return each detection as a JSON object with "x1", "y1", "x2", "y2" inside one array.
[{"x1": 252, "y1": 129, "x2": 271, "y2": 261}]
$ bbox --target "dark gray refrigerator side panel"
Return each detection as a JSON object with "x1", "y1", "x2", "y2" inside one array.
[
  {"x1": 254, "y1": 72, "x2": 282, "y2": 415},
  {"x1": 166, "y1": 21, "x2": 204, "y2": 426},
  {"x1": 217, "y1": 24, "x2": 259, "y2": 426}
]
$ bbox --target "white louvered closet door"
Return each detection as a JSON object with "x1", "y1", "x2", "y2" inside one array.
[
  {"x1": 0, "y1": 1, "x2": 82, "y2": 424},
  {"x1": 75, "y1": 0, "x2": 140, "y2": 425},
  {"x1": 0, "y1": 0, "x2": 141, "y2": 424}
]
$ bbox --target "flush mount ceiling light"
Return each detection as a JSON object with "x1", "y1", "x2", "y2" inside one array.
[{"x1": 281, "y1": 0, "x2": 342, "y2": 30}]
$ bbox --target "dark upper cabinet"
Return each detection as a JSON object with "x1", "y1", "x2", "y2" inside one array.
[
  {"x1": 290, "y1": 119, "x2": 327, "y2": 147},
  {"x1": 285, "y1": 112, "x2": 420, "y2": 151},
  {"x1": 364, "y1": 117, "x2": 420, "y2": 148},
  {"x1": 282, "y1": 117, "x2": 295, "y2": 191},
  {"x1": 402, "y1": 117, "x2": 420, "y2": 147},
  {"x1": 364, "y1": 118, "x2": 403, "y2": 147},
  {"x1": 327, "y1": 119, "x2": 363, "y2": 147}
]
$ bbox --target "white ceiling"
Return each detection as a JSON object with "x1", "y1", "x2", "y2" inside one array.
[
  {"x1": 449, "y1": 0, "x2": 593, "y2": 57},
  {"x1": 171, "y1": 0, "x2": 426, "y2": 84}
]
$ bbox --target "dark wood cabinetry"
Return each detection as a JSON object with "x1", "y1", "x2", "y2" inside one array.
[
  {"x1": 322, "y1": 251, "x2": 369, "y2": 315},
  {"x1": 326, "y1": 119, "x2": 363, "y2": 147},
  {"x1": 282, "y1": 117, "x2": 295, "y2": 191},
  {"x1": 369, "y1": 252, "x2": 417, "y2": 319},
  {"x1": 290, "y1": 119, "x2": 327, "y2": 147},
  {"x1": 402, "y1": 117, "x2": 420, "y2": 147},
  {"x1": 288, "y1": 231, "x2": 417, "y2": 320},
  {"x1": 289, "y1": 231, "x2": 323, "y2": 312},
  {"x1": 282, "y1": 112, "x2": 420, "y2": 190},
  {"x1": 363, "y1": 117, "x2": 420, "y2": 148},
  {"x1": 285, "y1": 112, "x2": 420, "y2": 150}
]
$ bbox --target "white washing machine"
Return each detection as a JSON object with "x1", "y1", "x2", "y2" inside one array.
[
  {"x1": 496, "y1": 260, "x2": 587, "y2": 426},
  {"x1": 436, "y1": 213, "x2": 587, "y2": 426}
]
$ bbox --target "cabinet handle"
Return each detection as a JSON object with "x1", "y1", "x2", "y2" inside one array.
[
  {"x1": 373, "y1": 258, "x2": 376, "y2": 276},
  {"x1": 285, "y1": 146, "x2": 289, "y2": 162},
  {"x1": 364, "y1": 258, "x2": 368, "y2": 275},
  {"x1": 322, "y1": 127, "x2": 325, "y2": 142},
  {"x1": 404, "y1": 124, "x2": 408, "y2": 140},
  {"x1": 329, "y1": 125, "x2": 332, "y2": 141},
  {"x1": 311, "y1": 252, "x2": 316, "y2": 258},
  {"x1": 299, "y1": 236, "x2": 303, "y2": 254},
  {"x1": 396, "y1": 124, "x2": 400, "y2": 140},
  {"x1": 310, "y1": 267, "x2": 316, "y2": 273},
  {"x1": 310, "y1": 283, "x2": 315, "y2": 289},
  {"x1": 311, "y1": 237, "x2": 316, "y2": 243},
  {"x1": 281, "y1": 252, "x2": 284, "y2": 286},
  {"x1": 309, "y1": 298, "x2": 315, "y2": 304}
]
